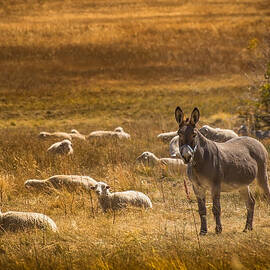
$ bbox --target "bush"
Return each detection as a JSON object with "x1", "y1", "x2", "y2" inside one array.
[{"x1": 239, "y1": 37, "x2": 270, "y2": 130}]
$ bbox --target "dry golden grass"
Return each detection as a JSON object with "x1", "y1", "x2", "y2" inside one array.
[{"x1": 0, "y1": 0, "x2": 270, "y2": 269}]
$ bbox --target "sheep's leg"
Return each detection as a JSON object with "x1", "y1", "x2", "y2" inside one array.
[
  {"x1": 211, "y1": 185, "x2": 222, "y2": 234},
  {"x1": 192, "y1": 184, "x2": 207, "y2": 235},
  {"x1": 239, "y1": 186, "x2": 255, "y2": 232}
]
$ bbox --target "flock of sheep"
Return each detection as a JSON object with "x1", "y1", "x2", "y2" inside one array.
[
  {"x1": 0, "y1": 126, "x2": 140, "y2": 234},
  {"x1": 1, "y1": 123, "x2": 268, "y2": 234}
]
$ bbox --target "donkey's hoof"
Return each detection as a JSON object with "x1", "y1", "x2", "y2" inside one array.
[
  {"x1": 199, "y1": 230, "x2": 207, "y2": 236},
  {"x1": 215, "y1": 226, "x2": 222, "y2": 234},
  {"x1": 243, "y1": 226, "x2": 253, "y2": 233}
]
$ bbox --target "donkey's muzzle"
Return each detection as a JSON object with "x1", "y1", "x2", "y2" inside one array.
[{"x1": 180, "y1": 145, "x2": 194, "y2": 164}]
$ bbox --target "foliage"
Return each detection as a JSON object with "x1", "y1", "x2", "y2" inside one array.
[{"x1": 239, "y1": 37, "x2": 270, "y2": 130}]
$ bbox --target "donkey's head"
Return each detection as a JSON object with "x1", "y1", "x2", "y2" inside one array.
[{"x1": 175, "y1": 107, "x2": 200, "y2": 164}]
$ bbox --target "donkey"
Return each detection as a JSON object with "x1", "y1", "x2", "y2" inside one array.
[{"x1": 175, "y1": 106, "x2": 270, "y2": 235}]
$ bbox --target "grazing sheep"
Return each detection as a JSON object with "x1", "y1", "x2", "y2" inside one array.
[
  {"x1": 238, "y1": 124, "x2": 270, "y2": 139},
  {"x1": 199, "y1": 125, "x2": 238, "y2": 142},
  {"x1": 38, "y1": 131, "x2": 72, "y2": 141},
  {"x1": 91, "y1": 182, "x2": 152, "y2": 212},
  {"x1": 25, "y1": 175, "x2": 97, "y2": 192},
  {"x1": 47, "y1": 139, "x2": 73, "y2": 155},
  {"x1": 157, "y1": 131, "x2": 178, "y2": 143},
  {"x1": 136, "y1": 151, "x2": 186, "y2": 175},
  {"x1": 69, "y1": 129, "x2": 86, "y2": 141},
  {"x1": 169, "y1": 125, "x2": 238, "y2": 158},
  {"x1": 0, "y1": 210, "x2": 58, "y2": 233},
  {"x1": 87, "y1": 126, "x2": 130, "y2": 140}
]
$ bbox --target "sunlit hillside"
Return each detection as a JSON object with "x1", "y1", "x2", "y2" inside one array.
[{"x1": 0, "y1": 0, "x2": 270, "y2": 269}]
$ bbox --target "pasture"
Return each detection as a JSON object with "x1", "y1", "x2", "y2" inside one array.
[{"x1": 0, "y1": 0, "x2": 270, "y2": 269}]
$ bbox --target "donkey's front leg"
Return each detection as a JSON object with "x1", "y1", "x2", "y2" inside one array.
[
  {"x1": 211, "y1": 185, "x2": 222, "y2": 234},
  {"x1": 192, "y1": 184, "x2": 207, "y2": 235}
]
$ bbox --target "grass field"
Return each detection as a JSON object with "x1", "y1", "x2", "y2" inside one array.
[{"x1": 0, "y1": 0, "x2": 270, "y2": 269}]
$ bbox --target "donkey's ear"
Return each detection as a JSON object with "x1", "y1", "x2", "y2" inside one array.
[
  {"x1": 190, "y1": 107, "x2": 200, "y2": 125},
  {"x1": 175, "y1": 107, "x2": 184, "y2": 125}
]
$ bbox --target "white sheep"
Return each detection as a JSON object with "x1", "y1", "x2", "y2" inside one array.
[
  {"x1": 38, "y1": 131, "x2": 72, "y2": 141},
  {"x1": 91, "y1": 182, "x2": 152, "y2": 212},
  {"x1": 169, "y1": 125, "x2": 238, "y2": 158},
  {"x1": 0, "y1": 210, "x2": 58, "y2": 233},
  {"x1": 157, "y1": 131, "x2": 178, "y2": 143},
  {"x1": 69, "y1": 129, "x2": 86, "y2": 141},
  {"x1": 113, "y1": 126, "x2": 131, "y2": 139},
  {"x1": 25, "y1": 175, "x2": 97, "y2": 192},
  {"x1": 87, "y1": 127, "x2": 130, "y2": 140},
  {"x1": 199, "y1": 125, "x2": 238, "y2": 142},
  {"x1": 136, "y1": 151, "x2": 186, "y2": 174},
  {"x1": 169, "y1": 136, "x2": 180, "y2": 158},
  {"x1": 47, "y1": 139, "x2": 73, "y2": 155}
]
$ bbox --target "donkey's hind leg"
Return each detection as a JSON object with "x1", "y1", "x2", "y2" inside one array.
[
  {"x1": 211, "y1": 185, "x2": 222, "y2": 234},
  {"x1": 239, "y1": 186, "x2": 255, "y2": 232}
]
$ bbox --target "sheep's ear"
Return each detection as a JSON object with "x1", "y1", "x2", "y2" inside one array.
[
  {"x1": 106, "y1": 185, "x2": 110, "y2": 189},
  {"x1": 175, "y1": 107, "x2": 184, "y2": 126},
  {"x1": 190, "y1": 107, "x2": 200, "y2": 125}
]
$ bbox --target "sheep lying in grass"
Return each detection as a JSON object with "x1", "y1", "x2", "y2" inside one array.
[
  {"x1": 39, "y1": 131, "x2": 72, "y2": 141},
  {"x1": 157, "y1": 131, "x2": 178, "y2": 143},
  {"x1": 0, "y1": 210, "x2": 58, "y2": 233},
  {"x1": 199, "y1": 125, "x2": 238, "y2": 142},
  {"x1": 91, "y1": 182, "x2": 152, "y2": 212},
  {"x1": 69, "y1": 129, "x2": 86, "y2": 141},
  {"x1": 25, "y1": 175, "x2": 97, "y2": 192},
  {"x1": 87, "y1": 127, "x2": 130, "y2": 140},
  {"x1": 47, "y1": 139, "x2": 73, "y2": 155},
  {"x1": 169, "y1": 125, "x2": 238, "y2": 158},
  {"x1": 136, "y1": 151, "x2": 186, "y2": 174}
]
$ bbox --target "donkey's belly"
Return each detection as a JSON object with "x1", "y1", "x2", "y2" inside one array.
[
  {"x1": 221, "y1": 160, "x2": 257, "y2": 189},
  {"x1": 191, "y1": 161, "x2": 257, "y2": 192},
  {"x1": 220, "y1": 181, "x2": 251, "y2": 192}
]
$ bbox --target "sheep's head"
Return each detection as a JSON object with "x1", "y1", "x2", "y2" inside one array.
[
  {"x1": 136, "y1": 151, "x2": 157, "y2": 166},
  {"x1": 238, "y1": 125, "x2": 248, "y2": 136},
  {"x1": 114, "y1": 127, "x2": 124, "y2": 133},
  {"x1": 91, "y1": 182, "x2": 110, "y2": 196},
  {"x1": 24, "y1": 179, "x2": 48, "y2": 190},
  {"x1": 38, "y1": 132, "x2": 49, "y2": 139},
  {"x1": 70, "y1": 129, "x2": 79, "y2": 134},
  {"x1": 199, "y1": 125, "x2": 210, "y2": 136},
  {"x1": 60, "y1": 140, "x2": 72, "y2": 148}
]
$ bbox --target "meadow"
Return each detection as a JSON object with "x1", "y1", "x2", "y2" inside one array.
[{"x1": 0, "y1": 0, "x2": 270, "y2": 269}]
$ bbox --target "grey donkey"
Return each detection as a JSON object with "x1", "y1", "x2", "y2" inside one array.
[{"x1": 175, "y1": 106, "x2": 270, "y2": 235}]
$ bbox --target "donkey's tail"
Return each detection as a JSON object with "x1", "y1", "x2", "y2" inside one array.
[{"x1": 257, "y1": 162, "x2": 270, "y2": 203}]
